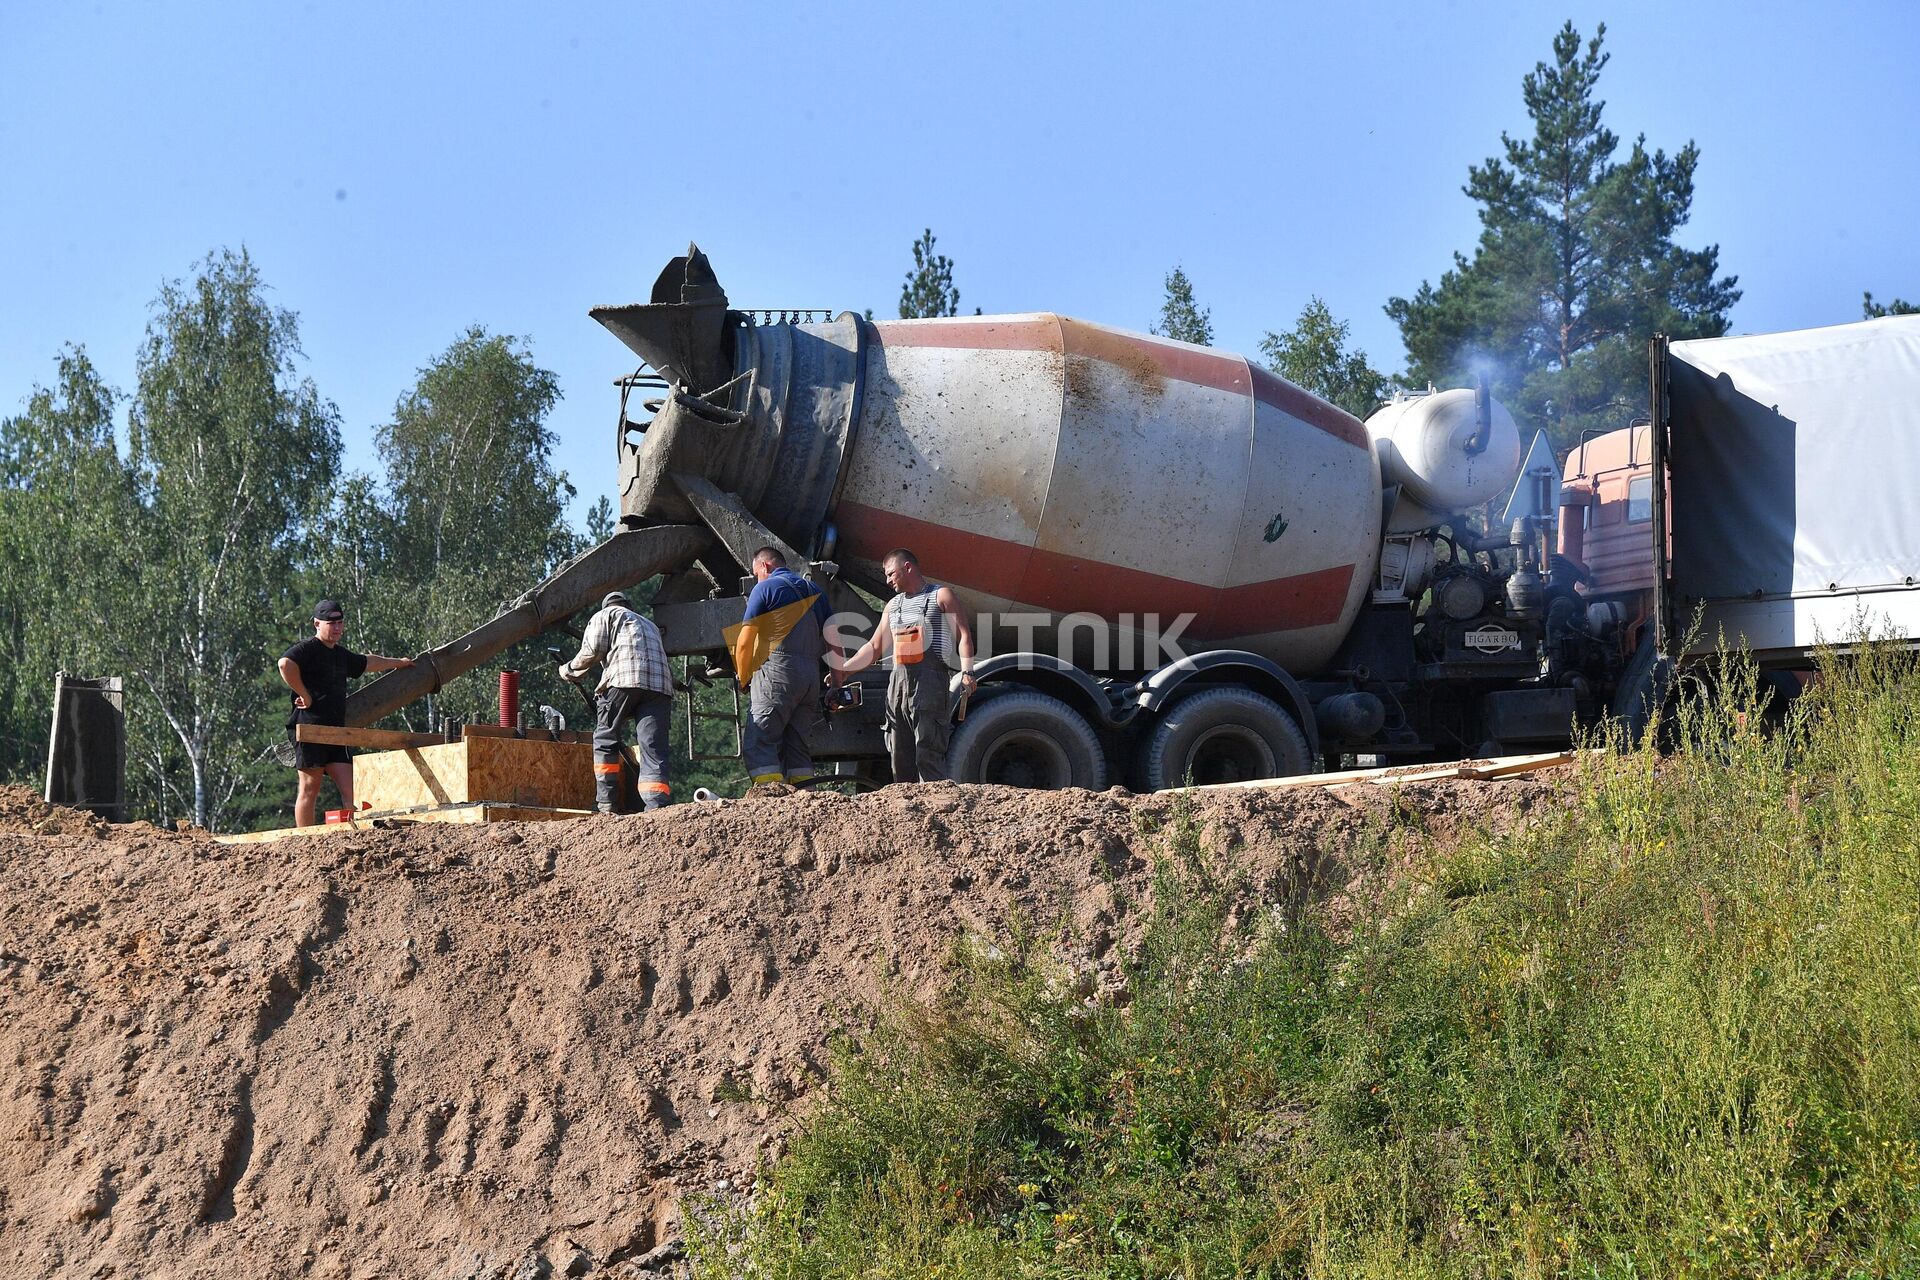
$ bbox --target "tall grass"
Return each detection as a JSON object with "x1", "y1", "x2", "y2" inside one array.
[{"x1": 692, "y1": 649, "x2": 1920, "y2": 1278}]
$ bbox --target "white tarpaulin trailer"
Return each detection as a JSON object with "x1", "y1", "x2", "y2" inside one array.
[{"x1": 1654, "y1": 314, "x2": 1920, "y2": 661}]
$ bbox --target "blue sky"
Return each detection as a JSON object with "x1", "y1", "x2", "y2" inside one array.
[{"x1": 4, "y1": 1, "x2": 1915, "y2": 529}]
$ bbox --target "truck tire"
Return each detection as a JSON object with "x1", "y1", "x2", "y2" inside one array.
[
  {"x1": 1140, "y1": 687, "x2": 1310, "y2": 790},
  {"x1": 946, "y1": 690, "x2": 1109, "y2": 791}
]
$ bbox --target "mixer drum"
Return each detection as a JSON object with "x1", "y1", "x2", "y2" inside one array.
[{"x1": 830, "y1": 315, "x2": 1383, "y2": 674}]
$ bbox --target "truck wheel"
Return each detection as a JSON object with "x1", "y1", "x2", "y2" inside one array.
[
  {"x1": 946, "y1": 691, "x2": 1109, "y2": 791},
  {"x1": 1141, "y1": 687, "x2": 1309, "y2": 790}
]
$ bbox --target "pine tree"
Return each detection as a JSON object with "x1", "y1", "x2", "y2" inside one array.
[
  {"x1": 899, "y1": 229, "x2": 961, "y2": 319},
  {"x1": 1152, "y1": 267, "x2": 1213, "y2": 346},
  {"x1": 1864, "y1": 292, "x2": 1918, "y2": 318},
  {"x1": 584, "y1": 494, "x2": 616, "y2": 544},
  {"x1": 1386, "y1": 22, "x2": 1739, "y2": 449}
]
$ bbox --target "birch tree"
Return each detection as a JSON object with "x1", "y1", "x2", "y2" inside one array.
[
  {"x1": 1259, "y1": 298, "x2": 1387, "y2": 420},
  {"x1": 373, "y1": 327, "x2": 572, "y2": 728},
  {"x1": 124, "y1": 248, "x2": 341, "y2": 828}
]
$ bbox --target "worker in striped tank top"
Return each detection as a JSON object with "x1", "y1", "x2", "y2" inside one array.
[{"x1": 831, "y1": 547, "x2": 977, "y2": 783}]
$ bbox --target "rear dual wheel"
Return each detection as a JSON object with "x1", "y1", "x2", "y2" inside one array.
[
  {"x1": 945, "y1": 690, "x2": 1109, "y2": 790},
  {"x1": 1139, "y1": 687, "x2": 1309, "y2": 790},
  {"x1": 935, "y1": 685, "x2": 1309, "y2": 793}
]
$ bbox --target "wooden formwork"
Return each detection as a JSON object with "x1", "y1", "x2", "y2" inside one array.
[
  {"x1": 351, "y1": 734, "x2": 596, "y2": 813},
  {"x1": 223, "y1": 724, "x2": 604, "y2": 844}
]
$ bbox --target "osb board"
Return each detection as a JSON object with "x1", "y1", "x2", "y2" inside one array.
[
  {"x1": 215, "y1": 804, "x2": 592, "y2": 845},
  {"x1": 354, "y1": 736, "x2": 596, "y2": 812}
]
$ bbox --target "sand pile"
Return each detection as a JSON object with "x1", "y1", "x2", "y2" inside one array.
[{"x1": 0, "y1": 775, "x2": 1557, "y2": 1278}]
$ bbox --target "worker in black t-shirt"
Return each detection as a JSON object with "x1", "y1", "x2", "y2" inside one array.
[{"x1": 277, "y1": 599, "x2": 417, "y2": 826}]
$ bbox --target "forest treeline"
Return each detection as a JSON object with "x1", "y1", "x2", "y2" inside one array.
[{"x1": 0, "y1": 249, "x2": 620, "y2": 831}]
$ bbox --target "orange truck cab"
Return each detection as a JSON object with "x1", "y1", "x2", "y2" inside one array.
[{"x1": 1558, "y1": 422, "x2": 1657, "y2": 661}]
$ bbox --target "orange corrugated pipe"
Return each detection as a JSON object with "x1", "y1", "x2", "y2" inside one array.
[{"x1": 499, "y1": 670, "x2": 520, "y2": 729}]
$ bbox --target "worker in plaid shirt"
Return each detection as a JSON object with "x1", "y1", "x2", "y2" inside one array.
[{"x1": 560, "y1": 590, "x2": 674, "y2": 813}]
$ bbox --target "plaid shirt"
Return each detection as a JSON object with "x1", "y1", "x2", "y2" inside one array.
[{"x1": 566, "y1": 604, "x2": 672, "y2": 696}]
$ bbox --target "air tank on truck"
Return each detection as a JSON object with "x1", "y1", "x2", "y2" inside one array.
[{"x1": 569, "y1": 243, "x2": 1606, "y2": 790}]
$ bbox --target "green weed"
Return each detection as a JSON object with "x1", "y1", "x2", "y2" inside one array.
[{"x1": 693, "y1": 648, "x2": 1920, "y2": 1278}]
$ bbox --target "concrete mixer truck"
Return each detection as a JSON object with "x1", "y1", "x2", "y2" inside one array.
[{"x1": 346, "y1": 247, "x2": 1920, "y2": 790}]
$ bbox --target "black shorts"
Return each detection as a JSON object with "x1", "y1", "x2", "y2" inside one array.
[{"x1": 287, "y1": 717, "x2": 350, "y2": 770}]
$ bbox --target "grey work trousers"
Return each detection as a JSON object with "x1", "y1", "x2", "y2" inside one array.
[
  {"x1": 595, "y1": 686, "x2": 672, "y2": 812},
  {"x1": 885, "y1": 661, "x2": 952, "y2": 783},
  {"x1": 743, "y1": 658, "x2": 823, "y2": 783}
]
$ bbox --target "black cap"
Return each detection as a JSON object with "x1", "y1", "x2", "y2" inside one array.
[
  {"x1": 602, "y1": 591, "x2": 631, "y2": 609},
  {"x1": 313, "y1": 599, "x2": 345, "y2": 621}
]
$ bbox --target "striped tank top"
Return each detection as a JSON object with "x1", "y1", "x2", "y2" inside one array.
[{"x1": 885, "y1": 584, "x2": 954, "y2": 669}]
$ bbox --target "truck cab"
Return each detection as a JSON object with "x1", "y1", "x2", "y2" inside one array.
[{"x1": 1558, "y1": 422, "x2": 1657, "y2": 659}]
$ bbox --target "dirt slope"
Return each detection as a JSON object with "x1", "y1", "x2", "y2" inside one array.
[{"x1": 0, "y1": 777, "x2": 1555, "y2": 1278}]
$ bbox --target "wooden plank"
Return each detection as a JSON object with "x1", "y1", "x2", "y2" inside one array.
[
  {"x1": 295, "y1": 723, "x2": 446, "y2": 751},
  {"x1": 1160, "y1": 751, "x2": 1580, "y2": 796},
  {"x1": 437, "y1": 804, "x2": 590, "y2": 825},
  {"x1": 460, "y1": 724, "x2": 594, "y2": 745},
  {"x1": 214, "y1": 814, "x2": 414, "y2": 844},
  {"x1": 1166, "y1": 760, "x2": 1461, "y2": 794},
  {"x1": 214, "y1": 802, "x2": 593, "y2": 845},
  {"x1": 217, "y1": 824, "x2": 352, "y2": 844},
  {"x1": 1217, "y1": 763, "x2": 1403, "y2": 791},
  {"x1": 1467, "y1": 751, "x2": 1584, "y2": 779}
]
